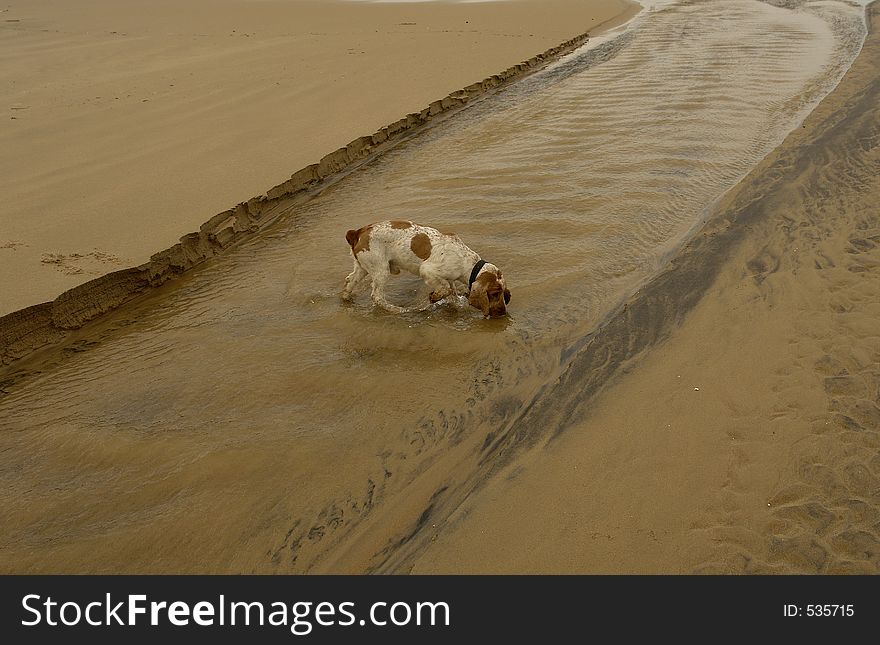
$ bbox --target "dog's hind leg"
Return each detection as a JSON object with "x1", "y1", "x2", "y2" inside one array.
[
  {"x1": 369, "y1": 271, "x2": 407, "y2": 314},
  {"x1": 342, "y1": 260, "x2": 368, "y2": 301}
]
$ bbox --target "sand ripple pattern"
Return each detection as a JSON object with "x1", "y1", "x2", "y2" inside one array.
[{"x1": 0, "y1": 0, "x2": 869, "y2": 572}]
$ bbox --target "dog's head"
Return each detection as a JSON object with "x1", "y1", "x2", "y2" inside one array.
[{"x1": 468, "y1": 264, "x2": 510, "y2": 318}]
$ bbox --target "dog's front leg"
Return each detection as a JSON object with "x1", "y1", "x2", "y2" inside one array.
[{"x1": 421, "y1": 270, "x2": 453, "y2": 303}]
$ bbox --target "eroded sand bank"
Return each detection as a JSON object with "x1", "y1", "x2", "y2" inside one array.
[
  {"x1": 0, "y1": 0, "x2": 636, "y2": 316},
  {"x1": 410, "y1": 3, "x2": 880, "y2": 574}
]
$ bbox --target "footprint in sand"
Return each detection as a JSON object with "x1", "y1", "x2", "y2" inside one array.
[{"x1": 40, "y1": 250, "x2": 125, "y2": 276}]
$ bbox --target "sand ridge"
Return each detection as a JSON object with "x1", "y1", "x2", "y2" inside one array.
[{"x1": 0, "y1": 0, "x2": 639, "y2": 365}]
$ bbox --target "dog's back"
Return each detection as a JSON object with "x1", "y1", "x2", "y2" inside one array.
[{"x1": 345, "y1": 221, "x2": 442, "y2": 274}]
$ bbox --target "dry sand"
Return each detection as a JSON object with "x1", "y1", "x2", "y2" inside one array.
[
  {"x1": 0, "y1": 0, "x2": 637, "y2": 315},
  {"x1": 406, "y1": 3, "x2": 880, "y2": 574}
]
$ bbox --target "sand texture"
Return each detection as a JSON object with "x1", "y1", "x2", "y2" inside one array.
[{"x1": 0, "y1": 0, "x2": 876, "y2": 575}]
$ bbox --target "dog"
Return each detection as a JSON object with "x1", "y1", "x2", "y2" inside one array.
[{"x1": 341, "y1": 220, "x2": 510, "y2": 318}]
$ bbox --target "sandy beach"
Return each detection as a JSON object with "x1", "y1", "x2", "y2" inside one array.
[
  {"x1": 408, "y1": 2, "x2": 880, "y2": 574},
  {"x1": 0, "y1": 0, "x2": 636, "y2": 315},
  {"x1": 0, "y1": 0, "x2": 877, "y2": 576}
]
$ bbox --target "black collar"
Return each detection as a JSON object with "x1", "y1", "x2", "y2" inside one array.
[{"x1": 468, "y1": 260, "x2": 486, "y2": 292}]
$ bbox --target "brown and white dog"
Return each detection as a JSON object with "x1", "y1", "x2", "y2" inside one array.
[{"x1": 342, "y1": 220, "x2": 510, "y2": 318}]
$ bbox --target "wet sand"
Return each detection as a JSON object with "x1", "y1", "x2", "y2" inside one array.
[
  {"x1": 411, "y1": 2, "x2": 880, "y2": 574},
  {"x1": 0, "y1": 0, "x2": 636, "y2": 315}
]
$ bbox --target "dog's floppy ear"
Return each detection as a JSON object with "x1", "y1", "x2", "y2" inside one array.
[
  {"x1": 468, "y1": 281, "x2": 490, "y2": 317},
  {"x1": 503, "y1": 288, "x2": 511, "y2": 305},
  {"x1": 345, "y1": 229, "x2": 359, "y2": 248}
]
